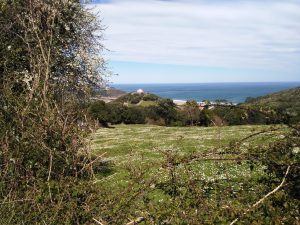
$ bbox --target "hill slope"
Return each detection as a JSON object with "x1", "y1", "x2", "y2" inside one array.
[
  {"x1": 98, "y1": 87, "x2": 127, "y2": 98},
  {"x1": 243, "y1": 86, "x2": 300, "y2": 120},
  {"x1": 114, "y1": 92, "x2": 163, "y2": 105}
]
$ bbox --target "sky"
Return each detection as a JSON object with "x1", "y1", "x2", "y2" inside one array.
[{"x1": 88, "y1": 0, "x2": 300, "y2": 84}]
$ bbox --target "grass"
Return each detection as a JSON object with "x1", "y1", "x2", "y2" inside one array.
[
  {"x1": 90, "y1": 124, "x2": 293, "y2": 224},
  {"x1": 137, "y1": 100, "x2": 158, "y2": 107},
  {"x1": 91, "y1": 124, "x2": 286, "y2": 188}
]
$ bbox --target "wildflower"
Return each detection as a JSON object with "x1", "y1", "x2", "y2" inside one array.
[{"x1": 292, "y1": 147, "x2": 300, "y2": 154}]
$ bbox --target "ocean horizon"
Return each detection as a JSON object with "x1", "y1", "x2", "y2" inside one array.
[{"x1": 112, "y1": 82, "x2": 300, "y2": 103}]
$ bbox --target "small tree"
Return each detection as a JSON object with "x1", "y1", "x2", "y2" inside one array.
[
  {"x1": 156, "y1": 99, "x2": 177, "y2": 125},
  {"x1": 88, "y1": 100, "x2": 109, "y2": 126},
  {"x1": 184, "y1": 100, "x2": 200, "y2": 126}
]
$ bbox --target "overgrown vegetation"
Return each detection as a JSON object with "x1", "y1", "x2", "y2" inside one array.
[
  {"x1": 92, "y1": 124, "x2": 299, "y2": 224},
  {"x1": 0, "y1": 0, "x2": 107, "y2": 223},
  {"x1": 244, "y1": 87, "x2": 300, "y2": 123},
  {"x1": 1, "y1": 0, "x2": 299, "y2": 224},
  {"x1": 88, "y1": 96, "x2": 278, "y2": 127}
]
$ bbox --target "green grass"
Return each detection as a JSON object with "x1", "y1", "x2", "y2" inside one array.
[
  {"x1": 91, "y1": 124, "x2": 286, "y2": 188},
  {"x1": 90, "y1": 124, "x2": 294, "y2": 224},
  {"x1": 137, "y1": 100, "x2": 158, "y2": 107}
]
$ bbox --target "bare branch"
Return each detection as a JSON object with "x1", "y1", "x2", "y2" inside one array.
[
  {"x1": 230, "y1": 165, "x2": 291, "y2": 225},
  {"x1": 125, "y1": 217, "x2": 145, "y2": 225},
  {"x1": 92, "y1": 218, "x2": 107, "y2": 225}
]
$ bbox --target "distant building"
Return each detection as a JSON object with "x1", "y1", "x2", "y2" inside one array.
[{"x1": 136, "y1": 89, "x2": 144, "y2": 94}]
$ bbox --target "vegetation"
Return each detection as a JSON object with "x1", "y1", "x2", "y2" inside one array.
[
  {"x1": 88, "y1": 96, "x2": 271, "y2": 127},
  {"x1": 243, "y1": 87, "x2": 300, "y2": 123},
  {"x1": 1, "y1": 0, "x2": 299, "y2": 224},
  {"x1": 91, "y1": 124, "x2": 299, "y2": 224},
  {"x1": 115, "y1": 92, "x2": 162, "y2": 105},
  {"x1": 0, "y1": 0, "x2": 107, "y2": 223}
]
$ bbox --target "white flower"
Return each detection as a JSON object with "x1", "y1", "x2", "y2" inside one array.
[
  {"x1": 65, "y1": 25, "x2": 70, "y2": 31},
  {"x1": 292, "y1": 147, "x2": 300, "y2": 154},
  {"x1": 7, "y1": 45, "x2": 11, "y2": 50}
]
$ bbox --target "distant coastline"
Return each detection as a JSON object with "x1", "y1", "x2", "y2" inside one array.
[{"x1": 112, "y1": 82, "x2": 300, "y2": 103}]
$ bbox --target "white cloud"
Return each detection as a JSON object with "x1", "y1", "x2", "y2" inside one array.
[{"x1": 89, "y1": 0, "x2": 300, "y2": 70}]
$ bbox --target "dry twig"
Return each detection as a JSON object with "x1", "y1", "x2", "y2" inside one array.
[
  {"x1": 125, "y1": 217, "x2": 145, "y2": 225},
  {"x1": 230, "y1": 165, "x2": 291, "y2": 225}
]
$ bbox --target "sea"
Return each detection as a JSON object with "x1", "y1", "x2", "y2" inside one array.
[{"x1": 112, "y1": 82, "x2": 300, "y2": 104}]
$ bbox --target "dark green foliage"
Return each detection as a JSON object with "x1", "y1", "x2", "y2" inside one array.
[
  {"x1": 88, "y1": 97, "x2": 178, "y2": 126},
  {"x1": 115, "y1": 92, "x2": 162, "y2": 105},
  {"x1": 144, "y1": 105, "x2": 162, "y2": 121},
  {"x1": 155, "y1": 99, "x2": 177, "y2": 125},
  {"x1": 88, "y1": 100, "x2": 109, "y2": 126},
  {"x1": 88, "y1": 101, "x2": 146, "y2": 125},
  {"x1": 106, "y1": 102, "x2": 126, "y2": 124},
  {"x1": 131, "y1": 94, "x2": 142, "y2": 104},
  {"x1": 199, "y1": 108, "x2": 214, "y2": 126},
  {"x1": 262, "y1": 128, "x2": 300, "y2": 199},
  {"x1": 212, "y1": 106, "x2": 269, "y2": 125},
  {"x1": 243, "y1": 87, "x2": 300, "y2": 123},
  {"x1": 115, "y1": 93, "x2": 144, "y2": 104},
  {"x1": 122, "y1": 107, "x2": 146, "y2": 124}
]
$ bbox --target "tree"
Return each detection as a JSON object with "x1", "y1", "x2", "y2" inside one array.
[
  {"x1": 156, "y1": 99, "x2": 177, "y2": 125},
  {"x1": 107, "y1": 102, "x2": 126, "y2": 124},
  {"x1": 88, "y1": 100, "x2": 109, "y2": 126},
  {"x1": 199, "y1": 108, "x2": 213, "y2": 126},
  {"x1": 0, "y1": 0, "x2": 107, "y2": 223},
  {"x1": 183, "y1": 100, "x2": 200, "y2": 126},
  {"x1": 122, "y1": 106, "x2": 146, "y2": 124}
]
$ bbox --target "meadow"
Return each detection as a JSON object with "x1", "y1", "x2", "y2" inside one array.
[
  {"x1": 90, "y1": 124, "x2": 293, "y2": 224},
  {"x1": 92, "y1": 124, "x2": 284, "y2": 181}
]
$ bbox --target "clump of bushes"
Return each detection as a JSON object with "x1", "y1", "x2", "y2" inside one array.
[
  {"x1": 115, "y1": 92, "x2": 162, "y2": 105},
  {"x1": 88, "y1": 97, "x2": 279, "y2": 127},
  {"x1": 88, "y1": 98, "x2": 178, "y2": 126}
]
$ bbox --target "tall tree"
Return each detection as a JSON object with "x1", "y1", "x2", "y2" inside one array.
[{"x1": 0, "y1": 0, "x2": 108, "y2": 223}]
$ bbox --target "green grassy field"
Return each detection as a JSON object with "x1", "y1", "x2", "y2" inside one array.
[
  {"x1": 91, "y1": 124, "x2": 285, "y2": 189},
  {"x1": 90, "y1": 124, "x2": 297, "y2": 224}
]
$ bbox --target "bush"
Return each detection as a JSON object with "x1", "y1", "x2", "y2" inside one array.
[
  {"x1": 122, "y1": 107, "x2": 146, "y2": 124},
  {"x1": 0, "y1": 0, "x2": 107, "y2": 223},
  {"x1": 88, "y1": 100, "x2": 109, "y2": 126},
  {"x1": 107, "y1": 102, "x2": 126, "y2": 124}
]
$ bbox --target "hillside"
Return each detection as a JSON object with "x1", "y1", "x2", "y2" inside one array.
[
  {"x1": 114, "y1": 92, "x2": 163, "y2": 105},
  {"x1": 96, "y1": 87, "x2": 127, "y2": 98},
  {"x1": 243, "y1": 86, "x2": 300, "y2": 120},
  {"x1": 106, "y1": 87, "x2": 127, "y2": 97}
]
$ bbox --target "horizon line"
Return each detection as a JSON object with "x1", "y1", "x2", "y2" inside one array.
[{"x1": 111, "y1": 81, "x2": 300, "y2": 85}]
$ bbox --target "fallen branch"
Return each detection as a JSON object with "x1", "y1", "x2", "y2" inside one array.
[
  {"x1": 237, "y1": 127, "x2": 281, "y2": 145},
  {"x1": 230, "y1": 165, "x2": 291, "y2": 225},
  {"x1": 125, "y1": 217, "x2": 145, "y2": 225},
  {"x1": 92, "y1": 217, "x2": 106, "y2": 225},
  {"x1": 79, "y1": 152, "x2": 107, "y2": 175}
]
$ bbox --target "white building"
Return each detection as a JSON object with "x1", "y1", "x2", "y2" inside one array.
[{"x1": 136, "y1": 89, "x2": 144, "y2": 94}]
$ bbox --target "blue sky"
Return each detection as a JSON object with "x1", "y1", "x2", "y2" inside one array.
[{"x1": 88, "y1": 0, "x2": 300, "y2": 84}]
